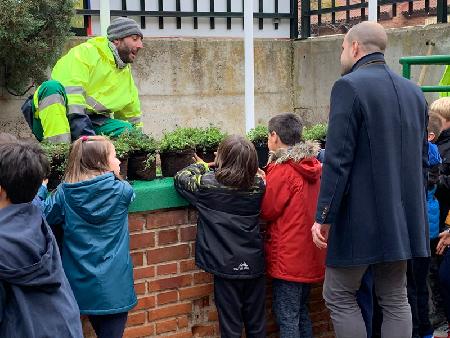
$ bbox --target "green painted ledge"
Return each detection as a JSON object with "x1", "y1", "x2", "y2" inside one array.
[{"x1": 129, "y1": 177, "x2": 189, "y2": 213}]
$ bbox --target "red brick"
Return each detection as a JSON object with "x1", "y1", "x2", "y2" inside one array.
[
  {"x1": 130, "y1": 232, "x2": 155, "y2": 250},
  {"x1": 190, "y1": 243, "x2": 196, "y2": 257},
  {"x1": 127, "y1": 312, "x2": 146, "y2": 327},
  {"x1": 133, "y1": 266, "x2": 155, "y2": 280},
  {"x1": 192, "y1": 324, "x2": 215, "y2": 337},
  {"x1": 158, "y1": 229, "x2": 179, "y2": 245},
  {"x1": 207, "y1": 310, "x2": 218, "y2": 321},
  {"x1": 180, "y1": 226, "x2": 197, "y2": 242},
  {"x1": 157, "y1": 262, "x2": 178, "y2": 275},
  {"x1": 134, "y1": 282, "x2": 146, "y2": 295},
  {"x1": 148, "y1": 275, "x2": 192, "y2": 292},
  {"x1": 147, "y1": 244, "x2": 190, "y2": 264},
  {"x1": 128, "y1": 214, "x2": 146, "y2": 233},
  {"x1": 133, "y1": 295, "x2": 156, "y2": 311},
  {"x1": 178, "y1": 315, "x2": 189, "y2": 329},
  {"x1": 124, "y1": 324, "x2": 154, "y2": 338},
  {"x1": 157, "y1": 290, "x2": 179, "y2": 305},
  {"x1": 310, "y1": 309, "x2": 331, "y2": 322},
  {"x1": 148, "y1": 303, "x2": 192, "y2": 321},
  {"x1": 180, "y1": 259, "x2": 197, "y2": 273},
  {"x1": 179, "y1": 284, "x2": 214, "y2": 300},
  {"x1": 193, "y1": 272, "x2": 213, "y2": 284},
  {"x1": 146, "y1": 209, "x2": 188, "y2": 229},
  {"x1": 131, "y1": 252, "x2": 144, "y2": 267},
  {"x1": 155, "y1": 318, "x2": 178, "y2": 334}
]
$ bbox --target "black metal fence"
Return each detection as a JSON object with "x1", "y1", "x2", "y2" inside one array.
[
  {"x1": 300, "y1": 0, "x2": 448, "y2": 38},
  {"x1": 73, "y1": 0, "x2": 299, "y2": 38},
  {"x1": 72, "y1": 0, "x2": 448, "y2": 40}
]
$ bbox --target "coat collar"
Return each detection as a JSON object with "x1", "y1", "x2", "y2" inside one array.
[{"x1": 350, "y1": 52, "x2": 386, "y2": 73}]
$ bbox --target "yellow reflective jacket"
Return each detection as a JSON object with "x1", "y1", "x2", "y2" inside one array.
[
  {"x1": 440, "y1": 65, "x2": 450, "y2": 97},
  {"x1": 51, "y1": 36, "x2": 142, "y2": 138}
]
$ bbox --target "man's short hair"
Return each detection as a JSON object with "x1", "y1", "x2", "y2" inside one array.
[
  {"x1": 430, "y1": 97, "x2": 450, "y2": 121},
  {"x1": 268, "y1": 113, "x2": 303, "y2": 146},
  {"x1": 428, "y1": 113, "x2": 443, "y2": 140},
  {"x1": 0, "y1": 141, "x2": 50, "y2": 204}
]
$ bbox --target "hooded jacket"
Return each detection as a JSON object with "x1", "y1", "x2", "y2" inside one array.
[
  {"x1": 39, "y1": 172, "x2": 137, "y2": 315},
  {"x1": 0, "y1": 203, "x2": 82, "y2": 338},
  {"x1": 174, "y1": 163, "x2": 266, "y2": 279},
  {"x1": 261, "y1": 142, "x2": 326, "y2": 283}
]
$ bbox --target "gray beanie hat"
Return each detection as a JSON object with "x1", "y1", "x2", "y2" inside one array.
[{"x1": 107, "y1": 17, "x2": 143, "y2": 41}]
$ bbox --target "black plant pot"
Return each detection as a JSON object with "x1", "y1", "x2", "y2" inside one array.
[
  {"x1": 160, "y1": 148, "x2": 196, "y2": 177},
  {"x1": 128, "y1": 152, "x2": 157, "y2": 181},
  {"x1": 254, "y1": 143, "x2": 269, "y2": 168}
]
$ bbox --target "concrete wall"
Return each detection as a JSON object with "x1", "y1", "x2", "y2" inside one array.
[
  {"x1": 294, "y1": 23, "x2": 450, "y2": 125},
  {"x1": 1, "y1": 23, "x2": 449, "y2": 139}
]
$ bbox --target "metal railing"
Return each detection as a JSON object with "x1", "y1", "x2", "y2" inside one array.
[
  {"x1": 300, "y1": 0, "x2": 448, "y2": 38},
  {"x1": 399, "y1": 55, "x2": 450, "y2": 92},
  {"x1": 73, "y1": 0, "x2": 300, "y2": 39}
]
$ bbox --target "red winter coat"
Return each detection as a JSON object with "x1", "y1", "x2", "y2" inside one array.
[{"x1": 261, "y1": 142, "x2": 326, "y2": 283}]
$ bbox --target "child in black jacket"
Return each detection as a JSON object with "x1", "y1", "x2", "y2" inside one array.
[{"x1": 175, "y1": 135, "x2": 266, "y2": 338}]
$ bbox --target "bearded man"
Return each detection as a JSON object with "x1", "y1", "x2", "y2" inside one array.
[{"x1": 25, "y1": 17, "x2": 144, "y2": 143}]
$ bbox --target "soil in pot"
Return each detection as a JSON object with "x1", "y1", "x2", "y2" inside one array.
[
  {"x1": 128, "y1": 152, "x2": 156, "y2": 181},
  {"x1": 160, "y1": 148, "x2": 196, "y2": 177},
  {"x1": 47, "y1": 157, "x2": 66, "y2": 191},
  {"x1": 118, "y1": 156, "x2": 129, "y2": 179},
  {"x1": 254, "y1": 143, "x2": 269, "y2": 168}
]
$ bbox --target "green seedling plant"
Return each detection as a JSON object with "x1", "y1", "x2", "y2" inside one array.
[
  {"x1": 247, "y1": 125, "x2": 269, "y2": 147},
  {"x1": 303, "y1": 123, "x2": 328, "y2": 142}
]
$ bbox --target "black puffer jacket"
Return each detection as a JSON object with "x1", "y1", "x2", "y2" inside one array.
[{"x1": 174, "y1": 163, "x2": 265, "y2": 279}]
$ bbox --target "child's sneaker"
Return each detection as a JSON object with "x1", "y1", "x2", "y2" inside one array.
[{"x1": 433, "y1": 322, "x2": 449, "y2": 338}]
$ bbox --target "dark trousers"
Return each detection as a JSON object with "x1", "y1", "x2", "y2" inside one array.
[
  {"x1": 214, "y1": 275, "x2": 266, "y2": 338},
  {"x1": 407, "y1": 257, "x2": 433, "y2": 337},
  {"x1": 88, "y1": 312, "x2": 128, "y2": 338},
  {"x1": 439, "y1": 248, "x2": 450, "y2": 322},
  {"x1": 272, "y1": 279, "x2": 312, "y2": 338}
]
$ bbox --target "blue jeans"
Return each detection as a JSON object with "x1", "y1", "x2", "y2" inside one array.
[{"x1": 272, "y1": 279, "x2": 312, "y2": 338}]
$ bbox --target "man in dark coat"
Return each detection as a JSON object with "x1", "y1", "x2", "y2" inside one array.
[{"x1": 311, "y1": 22, "x2": 429, "y2": 338}]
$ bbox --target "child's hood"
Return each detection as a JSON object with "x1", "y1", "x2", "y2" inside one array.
[
  {"x1": 61, "y1": 172, "x2": 130, "y2": 224},
  {"x1": 268, "y1": 141, "x2": 322, "y2": 182},
  {"x1": 0, "y1": 203, "x2": 61, "y2": 290}
]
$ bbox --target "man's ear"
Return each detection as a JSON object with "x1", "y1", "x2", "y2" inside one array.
[
  {"x1": 351, "y1": 41, "x2": 359, "y2": 58},
  {"x1": 112, "y1": 39, "x2": 120, "y2": 47}
]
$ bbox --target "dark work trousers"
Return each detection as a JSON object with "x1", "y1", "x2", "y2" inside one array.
[
  {"x1": 88, "y1": 312, "x2": 128, "y2": 338},
  {"x1": 214, "y1": 275, "x2": 266, "y2": 338},
  {"x1": 407, "y1": 257, "x2": 433, "y2": 338},
  {"x1": 439, "y1": 248, "x2": 450, "y2": 322}
]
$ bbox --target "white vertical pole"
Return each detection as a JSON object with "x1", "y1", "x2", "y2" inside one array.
[
  {"x1": 100, "y1": 0, "x2": 111, "y2": 36},
  {"x1": 368, "y1": 0, "x2": 377, "y2": 21},
  {"x1": 244, "y1": 0, "x2": 255, "y2": 133}
]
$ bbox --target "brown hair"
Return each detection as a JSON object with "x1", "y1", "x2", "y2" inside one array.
[
  {"x1": 65, "y1": 135, "x2": 115, "y2": 183},
  {"x1": 0, "y1": 132, "x2": 18, "y2": 144},
  {"x1": 214, "y1": 135, "x2": 259, "y2": 189},
  {"x1": 430, "y1": 97, "x2": 450, "y2": 121},
  {"x1": 428, "y1": 113, "x2": 443, "y2": 141}
]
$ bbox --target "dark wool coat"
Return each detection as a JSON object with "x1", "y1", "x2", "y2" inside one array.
[{"x1": 316, "y1": 52, "x2": 430, "y2": 267}]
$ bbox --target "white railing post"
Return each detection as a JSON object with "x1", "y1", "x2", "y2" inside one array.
[
  {"x1": 100, "y1": 0, "x2": 111, "y2": 36},
  {"x1": 368, "y1": 0, "x2": 378, "y2": 21},
  {"x1": 244, "y1": 0, "x2": 255, "y2": 133}
]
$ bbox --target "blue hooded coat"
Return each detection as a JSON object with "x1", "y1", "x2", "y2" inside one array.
[
  {"x1": 0, "y1": 203, "x2": 82, "y2": 337},
  {"x1": 39, "y1": 172, "x2": 137, "y2": 315}
]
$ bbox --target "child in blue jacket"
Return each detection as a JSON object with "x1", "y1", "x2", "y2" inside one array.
[
  {"x1": 0, "y1": 140, "x2": 82, "y2": 338},
  {"x1": 39, "y1": 135, "x2": 136, "y2": 338}
]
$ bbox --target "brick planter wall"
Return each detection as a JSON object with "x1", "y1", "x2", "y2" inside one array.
[{"x1": 81, "y1": 207, "x2": 334, "y2": 338}]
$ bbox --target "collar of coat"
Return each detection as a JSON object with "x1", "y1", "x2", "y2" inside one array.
[
  {"x1": 268, "y1": 141, "x2": 321, "y2": 164},
  {"x1": 351, "y1": 52, "x2": 386, "y2": 73}
]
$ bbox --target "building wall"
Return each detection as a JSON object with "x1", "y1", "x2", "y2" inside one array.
[{"x1": 0, "y1": 24, "x2": 449, "y2": 138}]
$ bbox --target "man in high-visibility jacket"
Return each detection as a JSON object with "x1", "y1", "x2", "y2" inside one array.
[{"x1": 28, "y1": 17, "x2": 144, "y2": 143}]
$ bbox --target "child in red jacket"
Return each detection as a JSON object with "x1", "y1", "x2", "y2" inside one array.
[{"x1": 261, "y1": 113, "x2": 326, "y2": 338}]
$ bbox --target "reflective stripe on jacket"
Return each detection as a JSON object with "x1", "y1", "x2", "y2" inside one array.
[{"x1": 32, "y1": 80, "x2": 71, "y2": 143}]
